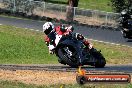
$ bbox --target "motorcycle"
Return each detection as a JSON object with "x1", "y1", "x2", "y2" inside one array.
[
  {"x1": 49, "y1": 33, "x2": 106, "y2": 68},
  {"x1": 121, "y1": 19, "x2": 132, "y2": 39},
  {"x1": 119, "y1": 9, "x2": 132, "y2": 39}
]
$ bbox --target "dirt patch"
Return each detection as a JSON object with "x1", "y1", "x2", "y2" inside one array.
[
  {"x1": 0, "y1": 3, "x2": 7, "y2": 9},
  {"x1": 33, "y1": 9, "x2": 117, "y2": 27},
  {"x1": 0, "y1": 70, "x2": 76, "y2": 85},
  {"x1": 0, "y1": 69, "x2": 131, "y2": 85}
]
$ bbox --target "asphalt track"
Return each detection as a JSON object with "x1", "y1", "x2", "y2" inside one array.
[
  {"x1": 0, "y1": 64, "x2": 132, "y2": 74},
  {"x1": 0, "y1": 16, "x2": 132, "y2": 73},
  {"x1": 0, "y1": 16, "x2": 132, "y2": 47}
]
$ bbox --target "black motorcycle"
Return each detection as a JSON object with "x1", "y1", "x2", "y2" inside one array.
[
  {"x1": 53, "y1": 33, "x2": 106, "y2": 68},
  {"x1": 119, "y1": 10, "x2": 132, "y2": 39},
  {"x1": 121, "y1": 19, "x2": 132, "y2": 39}
]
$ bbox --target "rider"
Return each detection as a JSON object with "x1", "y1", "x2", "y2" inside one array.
[
  {"x1": 43, "y1": 22, "x2": 55, "y2": 54},
  {"x1": 120, "y1": 10, "x2": 131, "y2": 29},
  {"x1": 43, "y1": 22, "x2": 92, "y2": 54}
]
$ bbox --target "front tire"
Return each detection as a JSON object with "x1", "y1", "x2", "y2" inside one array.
[
  {"x1": 95, "y1": 56, "x2": 106, "y2": 68},
  {"x1": 123, "y1": 31, "x2": 127, "y2": 38},
  {"x1": 90, "y1": 48, "x2": 106, "y2": 68}
]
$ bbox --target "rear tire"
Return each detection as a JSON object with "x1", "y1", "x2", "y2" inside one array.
[{"x1": 57, "y1": 45, "x2": 80, "y2": 68}]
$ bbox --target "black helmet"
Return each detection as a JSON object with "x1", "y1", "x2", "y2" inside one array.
[{"x1": 121, "y1": 10, "x2": 127, "y2": 16}]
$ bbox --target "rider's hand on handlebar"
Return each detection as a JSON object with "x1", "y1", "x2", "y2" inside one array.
[{"x1": 89, "y1": 43, "x2": 93, "y2": 49}]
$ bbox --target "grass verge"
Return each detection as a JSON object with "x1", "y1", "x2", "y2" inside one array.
[
  {"x1": 45, "y1": 0, "x2": 113, "y2": 12},
  {"x1": 0, "y1": 80, "x2": 131, "y2": 88},
  {"x1": 0, "y1": 25, "x2": 58, "y2": 64},
  {"x1": 0, "y1": 25, "x2": 132, "y2": 64},
  {"x1": 93, "y1": 42, "x2": 132, "y2": 64}
]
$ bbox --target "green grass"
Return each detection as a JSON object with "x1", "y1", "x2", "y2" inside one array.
[
  {"x1": 0, "y1": 80, "x2": 36, "y2": 88},
  {"x1": 0, "y1": 25, "x2": 132, "y2": 64},
  {"x1": 93, "y1": 42, "x2": 132, "y2": 64},
  {"x1": 45, "y1": 0, "x2": 113, "y2": 12},
  {"x1": 0, "y1": 80, "x2": 131, "y2": 88},
  {"x1": 78, "y1": 0, "x2": 112, "y2": 12},
  {"x1": 0, "y1": 25, "x2": 58, "y2": 64}
]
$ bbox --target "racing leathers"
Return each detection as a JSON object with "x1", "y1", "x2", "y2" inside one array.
[{"x1": 44, "y1": 25, "x2": 73, "y2": 54}]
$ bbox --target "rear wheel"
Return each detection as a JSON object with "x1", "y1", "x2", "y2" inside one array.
[{"x1": 57, "y1": 45, "x2": 80, "y2": 68}]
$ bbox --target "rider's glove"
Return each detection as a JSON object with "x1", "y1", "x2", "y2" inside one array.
[
  {"x1": 76, "y1": 33, "x2": 84, "y2": 40},
  {"x1": 88, "y1": 43, "x2": 93, "y2": 49},
  {"x1": 49, "y1": 50, "x2": 54, "y2": 54},
  {"x1": 45, "y1": 41, "x2": 49, "y2": 46}
]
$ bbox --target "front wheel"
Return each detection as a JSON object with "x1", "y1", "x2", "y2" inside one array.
[
  {"x1": 90, "y1": 48, "x2": 106, "y2": 68},
  {"x1": 122, "y1": 31, "x2": 127, "y2": 38},
  {"x1": 95, "y1": 56, "x2": 106, "y2": 68}
]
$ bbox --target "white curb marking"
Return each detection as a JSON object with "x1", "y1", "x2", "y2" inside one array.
[
  {"x1": 29, "y1": 29, "x2": 34, "y2": 31},
  {"x1": 89, "y1": 38, "x2": 132, "y2": 48},
  {"x1": 35, "y1": 30, "x2": 40, "y2": 32},
  {"x1": 25, "y1": 28, "x2": 28, "y2": 29}
]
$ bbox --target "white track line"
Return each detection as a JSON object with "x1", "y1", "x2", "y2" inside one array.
[
  {"x1": 89, "y1": 38, "x2": 132, "y2": 48},
  {"x1": 0, "y1": 24, "x2": 2, "y2": 25},
  {"x1": 35, "y1": 30, "x2": 40, "y2": 32},
  {"x1": 29, "y1": 29, "x2": 34, "y2": 31},
  {"x1": 25, "y1": 28, "x2": 28, "y2": 29},
  {"x1": 15, "y1": 27, "x2": 19, "y2": 29}
]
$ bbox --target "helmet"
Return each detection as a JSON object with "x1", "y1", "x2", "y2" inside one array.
[
  {"x1": 60, "y1": 24, "x2": 66, "y2": 32},
  {"x1": 121, "y1": 11, "x2": 127, "y2": 15},
  {"x1": 121, "y1": 10, "x2": 128, "y2": 17},
  {"x1": 77, "y1": 33, "x2": 84, "y2": 40},
  {"x1": 69, "y1": 25, "x2": 74, "y2": 32},
  {"x1": 43, "y1": 22, "x2": 54, "y2": 35}
]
